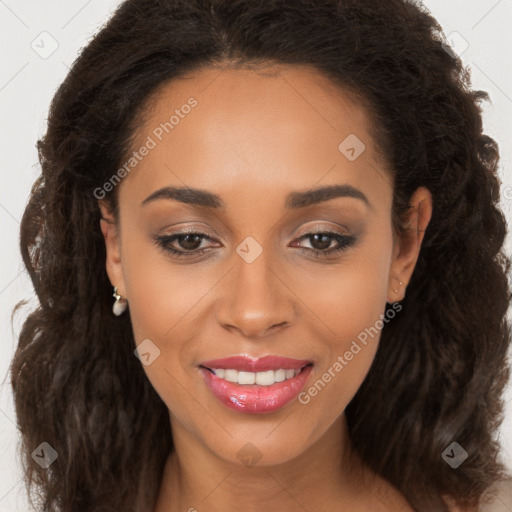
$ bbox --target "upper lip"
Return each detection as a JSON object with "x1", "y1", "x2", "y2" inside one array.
[{"x1": 200, "y1": 355, "x2": 313, "y2": 372}]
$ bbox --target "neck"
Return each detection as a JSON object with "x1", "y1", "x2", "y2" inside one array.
[{"x1": 154, "y1": 413, "x2": 377, "y2": 512}]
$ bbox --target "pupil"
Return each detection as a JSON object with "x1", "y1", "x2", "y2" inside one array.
[
  {"x1": 312, "y1": 234, "x2": 331, "y2": 250},
  {"x1": 180, "y1": 234, "x2": 201, "y2": 250}
]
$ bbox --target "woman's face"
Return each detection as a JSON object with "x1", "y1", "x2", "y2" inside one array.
[{"x1": 100, "y1": 64, "x2": 431, "y2": 466}]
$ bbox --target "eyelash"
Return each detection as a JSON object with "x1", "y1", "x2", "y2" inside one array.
[{"x1": 152, "y1": 230, "x2": 357, "y2": 259}]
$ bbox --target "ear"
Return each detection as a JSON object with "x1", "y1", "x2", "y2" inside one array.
[
  {"x1": 98, "y1": 200, "x2": 126, "y2": 298},
  {"x1": 387, "y1": 186, "x2": 433, "y2": 303}
]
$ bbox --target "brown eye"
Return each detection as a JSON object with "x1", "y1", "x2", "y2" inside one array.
[
  {"x1": 292, "y1": 232, "x2": 357, "y2": 257},
  {"x1": 173, "y1": 233, "x2": 204, "y2": 251},
  {"x1": 152, "y1": 232, "x2": 215, "y2": 259}
]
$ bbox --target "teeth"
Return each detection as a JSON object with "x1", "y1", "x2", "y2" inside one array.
[
  {"x1": 238, "y1": 371, "x2": 255, "y2": 385},
  {"x1": 211, "y1": 367, "x2": 302, "y2": 386}
]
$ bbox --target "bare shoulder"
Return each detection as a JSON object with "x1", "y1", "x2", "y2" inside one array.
[
  {"x1": 442, "y1": 477, "x2": 512, "y2": 512},
  {"x1": 477, "y1": 477, "x2": 512, "y2": 512},
  {"x1": 367, "y1": 476, "x2": 417, "y2": 511},
  {"x1": 443, "y1": 501, "x2": 478, "y2": 512},
  {"x1": 369, "y1": 475, "x2": 512, "y2": 512}
]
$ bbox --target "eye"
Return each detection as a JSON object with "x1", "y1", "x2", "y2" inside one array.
[
  {"x1": 152, "y1": 232, "x2": 216, "y2": 259},
  {"x1": 151, "y1": 230, "x2": 357, "y2": 260},
  {"x1": 291, "y1": 232, "x2": 357, "y2": 258}
]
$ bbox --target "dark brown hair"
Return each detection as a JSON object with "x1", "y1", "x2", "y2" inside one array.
[{"x1": 11, "y1": 0, "x2": 511, "y2": 511}]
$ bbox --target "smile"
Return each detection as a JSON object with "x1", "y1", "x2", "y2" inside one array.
[{"x1": 199, "y1": 355, "x2": 314, "y2": 414}]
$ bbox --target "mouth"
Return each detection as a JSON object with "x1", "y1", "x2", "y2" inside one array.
[
  {"x1": 200, "y1": 364, "x2": 312, "y2": 385},
  {"x1": 198, "y1": 355, "x2": 314, "y2": 414}
]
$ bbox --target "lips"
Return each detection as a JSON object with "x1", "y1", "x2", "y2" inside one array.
[{"x1": 199, "y1": 355, "x2": 314, "y2": 414}]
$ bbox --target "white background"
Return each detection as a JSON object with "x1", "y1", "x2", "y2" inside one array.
[{"x1": 1, "y1": 1, "x2": 511, "y2": 510}]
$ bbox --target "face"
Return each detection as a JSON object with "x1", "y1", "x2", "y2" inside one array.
[{"x1": 100, "y1": 64, "x2": 431, "y2": 467}]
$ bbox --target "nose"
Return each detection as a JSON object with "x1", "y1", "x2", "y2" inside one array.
[{"x1": 216, "y1": 251, "x2": 295, "y2": 339}]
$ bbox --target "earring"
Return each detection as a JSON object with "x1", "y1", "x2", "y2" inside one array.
[
  {"x1": 112, "y1": 286, "x2": 128, "y2": 316},
  {"x1": 393, "y1": 280, "x2": 403, "y2": 293}
]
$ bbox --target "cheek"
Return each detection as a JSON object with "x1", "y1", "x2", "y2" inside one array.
[
  {"x1": 120, "y1": 236, "x2": 202, "y2": 422},
  {"x1": 119, "y1": 227, "x2": 222, "y2": 404},
  {"x1": 121, "y1": 229, "x2": 211, "y2": 343},
  {"x1": 295, "y1": 229, "x2": 394, "y2": 410},
  {"x1": 298, "y1": 227, "x2": 393, "y2": 345}
]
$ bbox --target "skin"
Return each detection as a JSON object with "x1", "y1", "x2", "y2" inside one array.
[{"x1": 99, "y1": 63, "x2": 435, "y2": 511}]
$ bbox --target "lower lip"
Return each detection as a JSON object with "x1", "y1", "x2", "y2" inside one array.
[{"x1": 199, "y1": 365, "x2": 313, "y2": 414}]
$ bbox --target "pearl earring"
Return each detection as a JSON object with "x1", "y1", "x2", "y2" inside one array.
[
  {"x1": 112, "y1": 286, "x2": 128, "y2": 316},
  {"x1": 394, "y1": 281, "x2": 403, "y2": 293}
]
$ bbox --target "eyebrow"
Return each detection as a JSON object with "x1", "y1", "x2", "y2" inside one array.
[{"x1": 141, "y1": 184, "x2": 371, "y2": 210}]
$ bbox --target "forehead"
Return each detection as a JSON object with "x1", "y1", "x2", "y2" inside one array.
[
  {"x1": 119, "y1": 63, "x2": 390, "y2": 208},
  {"x1": 140, "y1": 63, "x2": 374, "y2": 144}
]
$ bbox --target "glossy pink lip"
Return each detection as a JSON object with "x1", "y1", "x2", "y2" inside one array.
[
  {"x1": 200, "y1": 355, "x2": 312, "y2": 372},
  {"x1": 199, "y1": 356, "x2": 314, "y2": 414}
]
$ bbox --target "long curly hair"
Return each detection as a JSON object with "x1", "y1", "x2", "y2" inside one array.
[{"x1": 10, "y1": 0, "x2": 511, "y2": 511}]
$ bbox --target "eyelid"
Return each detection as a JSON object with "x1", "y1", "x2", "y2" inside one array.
[
  {"x1": 158, "y1": 223, "x2": 220, "y2": 238},
  {"x1": 293, "y1": 222, "x2": 351, "y2": 237}
]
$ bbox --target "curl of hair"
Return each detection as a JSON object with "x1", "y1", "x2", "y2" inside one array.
[{"x1": 11, "y1": 0, "x2": 511, "y2": 511}]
